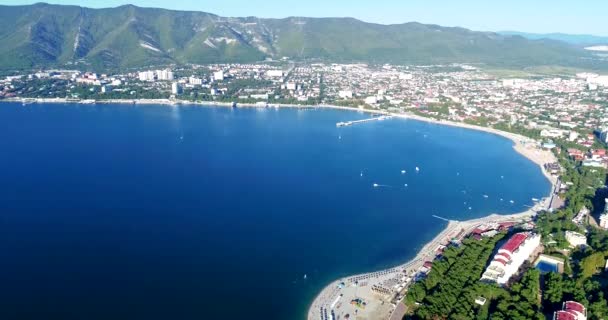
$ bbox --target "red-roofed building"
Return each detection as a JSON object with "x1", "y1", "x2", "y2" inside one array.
[
  {"x1": 567, "y1": 149, "x2": 585, "y2": 161},
  {"x1": 481, "y1": 232, "x2": 541, "y2": 285},
  {"x1": 498, "y1": 222, "x2": 516, "y2": 229},
  {"x1": 553, "y1": 301, "x2": 587, "y2": 320},
  {"x1": 554, "y1": 311, "x2": 578, "y2": 320}
]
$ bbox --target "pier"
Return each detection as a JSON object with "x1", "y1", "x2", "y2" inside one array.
[
  {"x1": 336, "y1": 115, "x2": 393, "y2": 127},
  {"x1": 432, "y1": 215, "x2": 451, "y2": 222}
]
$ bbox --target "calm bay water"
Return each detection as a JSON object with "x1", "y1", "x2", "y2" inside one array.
[{"x1": 0, "y1": 103, "x2": 549, "y2": 319}]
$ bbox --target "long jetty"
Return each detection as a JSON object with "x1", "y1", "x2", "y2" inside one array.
[{"x1": 336, "y1": 115, "x2": 393, "y2": 127}]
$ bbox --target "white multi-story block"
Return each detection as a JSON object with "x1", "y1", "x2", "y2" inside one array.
[
  {"x1": 286, "y1": 82, "x2": 297, "y2": 91},
  {"x1": 171, "y1": 82, "x2": 182, "y2": 95},
  {"x1": 399, "y1": 73, "x2": 413, "y2": 80},
  {"x1": 156, "y1": 69, "x2": 174, "y2": 81},
  {"x1": 365, "y1": 96, "x2": 378, "y2": 105},
  {"x1": 138, "y1": 71, "x2": 155, "y2": 82},
  {"x1": 189, "y1": 77, "x2": 203, "y2": 85},
  {"x1": 338, "y1": 90, "x2": 353, "y2": 99},
  {"x1": 481, "y1": 232, "x2": 541, "y2": 285},
  {"x1": 214, "y1": 71, "x2": 224, "y2": 81},
  {"x1": 565, "y1": 231, "x2": 587, "y2": 247},
  {"x1": 266, "y1": 70, "x2": 284, "y2": 78}
]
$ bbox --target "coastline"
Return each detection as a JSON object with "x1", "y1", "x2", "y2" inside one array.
[{"x1": 2, "y1": 97, "x2": 558, "y2": 320}]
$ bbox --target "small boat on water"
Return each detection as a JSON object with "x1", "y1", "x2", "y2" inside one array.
[
  {"x1": 532, "y1": 198, "x2": 539, "y2": 202},
  {"x1": 415, "y1": 167, "x2": 420, "y2": 172},
  {"x1": 510, "y1": 200, "x2": 515, "y2": 204},
  {"x1": 483, "y1": 195, "x2": 489, "y2": 198},
  {"x1": 401, "y1": 170, "x2": 406, "y2": 174},
  {"x1": 373, "y1": 183, "x2": 379, "y2": 188}
]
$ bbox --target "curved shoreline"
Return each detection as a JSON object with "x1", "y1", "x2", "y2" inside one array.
[
  {"x1": 304, "y1": 115, "x2": 557, "y2": 319},
  {"x1": 2, "y1": 98, "x2": 557, "y2": 320}
]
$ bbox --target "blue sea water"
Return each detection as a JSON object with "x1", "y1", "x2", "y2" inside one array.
[{"x1": 0, "y1": 103, "x2": 550, "y2": 319}]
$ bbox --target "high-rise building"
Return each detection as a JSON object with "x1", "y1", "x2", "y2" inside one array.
[
  {"x1": 157, "y1": 69, "x2": 174, "y2": 81},
  {"x1": 138, "y1": 71, "x2": 155, "y2": 82},
  {"x1": 171, "y1": 82, "x2": 182, "y2": 95}
]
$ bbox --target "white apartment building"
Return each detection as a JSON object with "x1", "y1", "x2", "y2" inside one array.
[
  {"x1": 266, "y1": 70, "x2": 284, "y2": 78},
  {"x1": 138, "y1": 70, "x2": 155, "y2": 82},
  {"x1": 189, "y1": 77, "x2": 203, "y2": 85},
  {"x1": 171, "y1": 82, "x2": 182, "y2": 95},
  {"x1": 338, "y1": 90, "x2": 353, "y2": 99},
  {"x1": 156, "y1": 69, "x2": 174, "y2": 81},
  {"x1": 565, "y1": 231, "x2": 587, "y2": 247},
  {"x1": 214, "y1": 71, "x2": 224, "y2": 81}
]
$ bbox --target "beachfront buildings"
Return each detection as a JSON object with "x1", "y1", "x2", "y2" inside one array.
[
  {"x1": 553, "y1": 301, "x2": 587, "y2": 320},
  {"x1": 481, "y1": 232, "x2": 541, "y2": 285}
]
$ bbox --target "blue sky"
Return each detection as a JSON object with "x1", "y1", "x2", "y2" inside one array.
[{"x1": 4, "y1": 0, "x2": 608, "y2": 36}]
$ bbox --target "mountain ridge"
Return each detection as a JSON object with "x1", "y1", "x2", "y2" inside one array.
[
  {"x1": 498, "y1": 31, "x2": 608, "y2": 46},
  {"x1": 0, "y1": 3, "x2": 605, "y2": 71}
]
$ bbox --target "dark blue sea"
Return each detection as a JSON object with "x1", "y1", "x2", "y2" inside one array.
[{"x1": 0, "y1": 103, "x2": 550, "y2": 319}]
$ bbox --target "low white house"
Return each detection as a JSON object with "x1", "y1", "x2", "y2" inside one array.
[{"x1": 565, "y1": 231, "x2": 587, "y2": 247}]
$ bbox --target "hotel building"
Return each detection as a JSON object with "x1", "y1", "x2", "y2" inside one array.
[{"x1": 481, "y1": 232, "x2": 541, "y2": 285}]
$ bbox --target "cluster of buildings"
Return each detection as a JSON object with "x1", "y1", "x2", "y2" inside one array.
[
  {"x1": 568, "y1": 148, "x2": 608, "y2": 168},
  {"x1": 3, "y1": 63, "x2": 608, "y2": 132}
]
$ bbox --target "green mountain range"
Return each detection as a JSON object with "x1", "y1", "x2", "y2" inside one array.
[
  {"x1": 499, "y1": 31, "x2": 608, "y2": 46},
  {"x1": 0, "y1": 3, "x2": 605, "y2": 71}
]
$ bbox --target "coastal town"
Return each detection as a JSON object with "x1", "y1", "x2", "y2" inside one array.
[
  {"x1": 2, "y1": 62, "x2": 608, "y2": 168},
  {"x1": 2, "y1": 62, "x2": 608, "y2": 320}
]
